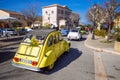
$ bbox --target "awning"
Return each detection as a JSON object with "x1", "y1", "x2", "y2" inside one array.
[{"x1": 0, "y1": 16, "x2": 17, "y2": 20}]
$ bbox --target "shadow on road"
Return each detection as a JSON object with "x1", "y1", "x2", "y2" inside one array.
[
  {"x1": 43, "y1": 48, "x2": 82, "y2": 74},
  {"x1": 80, "y1": 37, "x2": 86, "y2": 41},
  {"x1": 0, "y1": 51, "x2": 15, "y2": 63}
]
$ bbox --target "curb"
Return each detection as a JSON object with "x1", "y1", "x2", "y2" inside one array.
[
  {"x1": 0, "y1": 35, "x2": 24, "y2": 40},
  {"x1": 84, "y1": 34, "x2": 120, "y2": 55},
  {"x1": 0, "y1": 41, "x2": 20, "y2": 48}
]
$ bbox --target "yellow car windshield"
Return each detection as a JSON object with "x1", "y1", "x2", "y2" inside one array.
[{"x1": 22, "y1": 34, "x2": 45, "y2": 45}]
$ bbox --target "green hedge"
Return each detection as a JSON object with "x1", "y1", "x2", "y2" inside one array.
[
  {"x1": 94, "y1": 29, "x2": 107, "y2": 37},
  {"x1": 116, "y1": 35, "x2": 120, "y2": 42}
]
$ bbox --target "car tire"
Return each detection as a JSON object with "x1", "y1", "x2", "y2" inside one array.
[
  {"x1": 78, "y1": 38, "x2": 80, "y2": 41},
  {"x1": 65, "y1": 43, "x2": 70, "y2": 54},
  {"x1": 47, "y1": 63, "x2": 54, "y2": 71},
  {"x1": 68, "y1": 38, "x2": 71, "y2": 41}
]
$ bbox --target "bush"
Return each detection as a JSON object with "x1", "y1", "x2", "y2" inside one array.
[
  {"x1": 60, "y1": 25, "x2": 65, "y2": 29},
  {"x1": 12, "y1": 21, "x2": 23, "y2": 27},
  {"x1": 116, "y1": 35, "x2": 120, "y2": 42},
  {"x1": 112, "y1": 27, "x2": 120, "y2": 41},
  {"x1": 94, "y1": 29, "x2": 99, "y2": 36},
  {"x1": 44, "y1": 22, "x2": 51, "y2": 27},
  {"x1": 94, "y1": 29, "x2": 107, "y2": 37}
]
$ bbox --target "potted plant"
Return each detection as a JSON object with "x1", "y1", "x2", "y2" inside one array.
[{"x1": 30, "y1": 36, "x2": 40, "y2": 46}]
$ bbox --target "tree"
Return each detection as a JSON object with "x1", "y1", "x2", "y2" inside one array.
[
  {"x1": 104, "y1": 0, "x2": 120, "y2": 41},
  {"x1": 69, "y1": 13, "x2": 80, "y2": 28},
  {"x1": 86, "y1": 4, "x2": 105, "y2": 30},
  {"x1": 21, "y1": 3, "x2": 40, "y2": 27},
  {"x1": 12, "y1": 21, "x2": 23, "y2": 27},
  {"x1": 37, "y1": 16, "x2": 42, "y2": 22}
]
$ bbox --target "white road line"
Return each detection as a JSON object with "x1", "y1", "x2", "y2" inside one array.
[{"x1": 94, "y1": 52, "x2": 108, "y2": 80}]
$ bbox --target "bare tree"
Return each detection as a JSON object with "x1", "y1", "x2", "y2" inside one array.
[
  {"x1": 21, "y1": 3, "x2": 40, "y2": 27},
  {"x1": 86, "y1": 4, "x2": 105, "y2": 30},
  {"x1": 69, "y1": 12, "x2": 80, "y2": 28}
]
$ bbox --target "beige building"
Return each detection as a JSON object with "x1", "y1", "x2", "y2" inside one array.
[
  {"x1": 0, "y1": 9, "x2": 26, "y2": 27},
  {"x1": 42, "y1": 4, "x2": 79, "y2": 29},
  {"x1": 114, "y1": 12, "x2": 120, "y2": 28}
]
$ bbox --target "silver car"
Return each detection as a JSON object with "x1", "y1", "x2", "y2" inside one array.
[{"x1": 0, "y1": 28, "x2": 18, "y2": 37}]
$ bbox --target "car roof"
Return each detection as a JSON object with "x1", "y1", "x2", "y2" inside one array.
[{"x1": 27, "y1": 29, "x2": 57, "y2": 37}]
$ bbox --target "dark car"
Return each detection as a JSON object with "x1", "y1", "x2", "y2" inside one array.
[
  {"x1": 18, "y1": 28, "x2": 32, "y2": 35},
  {"x1": 18, "y1": 28, "x2": 29, "y2": 35}
]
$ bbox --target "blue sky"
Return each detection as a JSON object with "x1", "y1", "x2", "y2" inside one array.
[{"x1": 0, "y1": 0, "x2": 104, "y2": 24}]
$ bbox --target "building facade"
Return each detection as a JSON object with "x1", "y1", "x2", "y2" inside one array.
[
  {"x1": 42, "y1": 4, "x2": 80, "y2": 29},
  {"x1": 114, "y1": 12, "x2": 120, "y2": 28},
  {"x1": 0, "y1": 9, "x2": 26, "y2": 27}
]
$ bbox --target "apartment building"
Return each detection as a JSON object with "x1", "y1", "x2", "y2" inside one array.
[{"x1": 42, "y1": 4, "x2": 79, "y2": 29}]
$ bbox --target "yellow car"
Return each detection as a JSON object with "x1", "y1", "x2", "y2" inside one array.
[{"x1": 12, "y1": 29, "x2": 70, "y2": 71}]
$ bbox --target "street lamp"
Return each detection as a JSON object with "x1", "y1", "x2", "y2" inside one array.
[{"x1": 91, "y1": 3, "x2": 97, "y2": 40}]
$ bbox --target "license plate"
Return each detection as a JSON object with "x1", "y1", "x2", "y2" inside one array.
[{"x1": 20, "y1": 59, "x2": 32, "y2": 64}]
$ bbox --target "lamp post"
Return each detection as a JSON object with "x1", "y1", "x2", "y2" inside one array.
[{"x1": 91, "y1": 3, "x2": 97, "y2": 40}]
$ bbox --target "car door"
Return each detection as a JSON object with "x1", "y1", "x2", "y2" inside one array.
[
  {"x1": 58, "y1": 33, "x2": 65, "y2": 56},
  {"x1": 53, "y1": 33, "x2": 61, "y2": 58},
  {"x1": 42, "y1": 35, "x2": 57, "y2": 66}
]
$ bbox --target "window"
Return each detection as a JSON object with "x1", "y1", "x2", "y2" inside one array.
[
  {"x1": 46, "y1": 11, "x2": 48, "y2": 14},
  {"x1": 61, "y1": 10, "x2": 64, "y2": 14},
  {"x1": 58, "y1": 9, "x2": 61, "y2": 14},
  {"x1": 48, "y1": 17, "x2": 50, "y2": 20},
  {"x1": 18, "y1": 18, "x2": 21, "y2": 20},
  {"x1": 59, "y1": 34, "x2": 63, "y2": 41},
  {"x1": 54, "y1": 35, "x2": 57, "y2": 44},
  {"x1": 48, "y1": 36, "x2": 53, "y2": 46},
  {"x1": 54, "y1": 34, "x2": 59, "y2": 44},
  {"x1": 51, "y1": 11, "x2": 54, "y2": 14}
]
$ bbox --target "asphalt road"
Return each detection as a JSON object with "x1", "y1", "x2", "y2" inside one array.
[{"x1": 0, "y1": 35, "x2": 120, "y2": 80}]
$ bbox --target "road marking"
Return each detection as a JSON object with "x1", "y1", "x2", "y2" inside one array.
[{"x1": 94, "y1": 52, "x2": 108, "y2": 80}]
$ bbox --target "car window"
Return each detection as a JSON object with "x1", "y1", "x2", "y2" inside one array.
[
  {"x1": 7, "y1": 28, "x2": 15, "y2": 31},
  {"x1": 71, "y1": 29, "x2": 78, "y2": 32},
  {"x1": 23, "y1": 35, "x2": 45, "y2": 45},
  {"x1": 54, "y1": 34, "x2": 59, "y2": 44},
  {"x1": 59, "y1": 33, "x2": 63, "y2": 41},
  {"x1": 23, "y1": 35, "x2": 32, "y2": 43},
  {"x1": 48, "y1": 36, "x2": 53, "y2": 46}
]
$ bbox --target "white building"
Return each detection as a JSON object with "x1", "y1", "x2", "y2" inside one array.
[{"x1": 42, "y1": 4, "x2": 75, "y2": 29}]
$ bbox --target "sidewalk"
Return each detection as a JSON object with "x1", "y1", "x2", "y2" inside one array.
[
  {"x1": 85, "y1": 34, "x2": 120, "y2": 55},
  {"x1": 0, "y1": 35, "x2": 24, "y2": 48}
]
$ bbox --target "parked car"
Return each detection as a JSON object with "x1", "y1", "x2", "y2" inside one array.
[
  {"x1": 0, "y1": 28, "x2": 18, "y2": 37},
  {"x1": 61, "y1": 29, "x2": 69, "y2": 36},
  {"x1": 12, "y1": 29, "x2": 70, "y2": 71},
  {"x1": 67, "y1": 29, "x2": 82, "y2": 40},
  {"x1": 80, "y1": 30, "x2": 86, "y2": 34},
  {"x1": 0, "y1": 28, "x2": 5, "y2": 37},
  {"x1": 18, "y1": 28, "x2": 32, "y2": 35}
]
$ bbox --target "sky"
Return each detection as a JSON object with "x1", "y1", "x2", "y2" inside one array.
[{"x1": 0, "y1": 0, "x2": 105, "y2": 24}]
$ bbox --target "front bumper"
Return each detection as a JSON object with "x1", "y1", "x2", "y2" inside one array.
[
  {"x1": 12, "y1": 62, "x2": 40, "y2": 71},
  {"x1": 68, "y1": 36, "x2": 80, "y2": 40}
]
